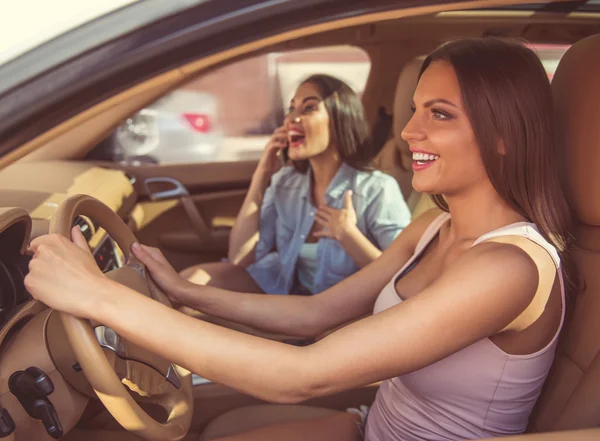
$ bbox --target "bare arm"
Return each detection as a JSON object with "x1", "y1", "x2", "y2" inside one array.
[
  {"x1": 227, "y1": 175, "x2": 270, "y2": 266},
  {"x1": 135, "y1": 210, "x2": 434, "y2": 337},
  {"x1": 25, "y1": 225, "x2": 540, "y2": 405},
  {"x1": 228, "y1": 127, "x2": 287, "y2": 266},
  {"x1": 104, "y1": 241, "x2": 539, "y2": 403},
  {"x1": 334, "y1": 224, "x2": 382, "y2": 267}
]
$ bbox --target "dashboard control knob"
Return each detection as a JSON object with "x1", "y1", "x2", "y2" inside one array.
[
  {"x1": 0, "y1": 408, "x2": 15, "y2": 438},
  {"x1": 8, "y1": 367, "x2": 63, "y2": 439}
]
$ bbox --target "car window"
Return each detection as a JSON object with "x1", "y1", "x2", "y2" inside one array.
[
  {"x1": 528, "y1": 43, "x2": 570, "y2": 81},
  {"x1": 89, "y1": 45, "x2": 371, "y2": 166}
]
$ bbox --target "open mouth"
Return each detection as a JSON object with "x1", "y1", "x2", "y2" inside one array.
[
  {"x1": 412, "y1": 152, "x2": 439, "y2": 165},
  {"x1": 288, "y1": 129, "x2": 306, "y2": 148},
  {"x1": 412, "y1": 151, "x2": 439, "y2": 171}
]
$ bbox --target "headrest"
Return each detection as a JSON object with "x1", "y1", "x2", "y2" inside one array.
[
  {"x1": 552, "y1": 34, "x2": 600, "y2": 226},
  {"x1": 392, "y1": 57, "x2": 424, "y2": 167}
]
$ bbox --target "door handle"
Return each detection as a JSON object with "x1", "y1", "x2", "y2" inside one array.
[
  {"x1": 143, "y1": 177, "x2": 189, "y2": 201},
  {"x1": 143, "y1": 177, "x2": 210, "y2": 238}
]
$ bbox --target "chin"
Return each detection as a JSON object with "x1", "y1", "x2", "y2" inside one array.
[
  {"x1": 288, "y1": 152, "x2": 305, "y2": 162},
  {"x1": 412, "y1": 177, "x2": 436, "y2": 194}
]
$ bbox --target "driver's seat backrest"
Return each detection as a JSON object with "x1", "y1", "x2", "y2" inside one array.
[
  {"x1": 528, "y1": 33, "x2": 600, "y2": 433},
  {"x1": 372, "y1": 57, "x2": 436, "y2": 218}
]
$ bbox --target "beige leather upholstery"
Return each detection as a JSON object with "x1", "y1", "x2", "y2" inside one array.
[
  {"x1": 528, "y1": 33, "x2": 600, "y2": 433},
  {"x1": 199, "y1": 405, "x2": 338, "y2": 441},
  {"x1": 372, "y1": 57, "x2": 436, "y2": 217}
]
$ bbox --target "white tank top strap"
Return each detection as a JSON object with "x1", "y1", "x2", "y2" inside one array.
[
  {"x1": 472, "y1": 222, "x2": 561, "y2": 268},
  {"x1": 414, "y1": 212, "x2": 451, "y2": 254},
  {"x1": 472, "y1": 221, "x2": 566, "y2": 336},
  {"x1": 389, "y1": 212, "x2": 450, "y2": 282}
]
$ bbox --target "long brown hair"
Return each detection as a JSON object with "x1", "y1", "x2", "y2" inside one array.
[
  {"x1": 291, "y1": 74, "x2": 374, "y2": 173},
  {"x1": 420, "y1": 38, "x2": 576, "y2": 291}
]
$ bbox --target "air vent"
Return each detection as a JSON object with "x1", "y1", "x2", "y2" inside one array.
[{"x1": 72, "y1": 216, "x2": 94, "y2": 242}]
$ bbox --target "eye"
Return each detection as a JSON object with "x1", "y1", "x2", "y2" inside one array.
[
  {"x1": 303, "y1": 104, "x2": 318, "y2": 114},
  {"x1": 285, "y1": 106, "x2": 295, "y2": 115},
  {"x1": 431, "y1": 108, "x2": 451, "y2": 120},
  {"x1": 410, "y1": 105, "x2": 416, "y2": 113}
]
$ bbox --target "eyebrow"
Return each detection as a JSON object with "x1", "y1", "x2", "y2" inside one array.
[
  {"x1": 290, "y1": 96, "x2": 322, "y2": 105},
  {"x1": 423, "y1": 98, "x2": 459, "y2": 109}
]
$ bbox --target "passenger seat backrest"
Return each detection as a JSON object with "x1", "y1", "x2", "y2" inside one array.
[
  {"x1": 529, "y1": 33, "x2": 600, "y2": 433},
  {"x1": 373, "y1": 57, "x2": 437, "y2": 217}
]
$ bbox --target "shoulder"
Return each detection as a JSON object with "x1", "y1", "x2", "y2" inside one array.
[
  {"x1": 405, "y1": 208, "x2": 447, "y2": 240},
  {"x1": 354, "y1": 169, "x2": 399, "y2": 188},
  {"x1": 447, "y1": 240, "x2": 539, "y2": 308},
  {"x1": 382, "y1": 208, "x2": 447, "y2": 259},
  {"x1": 468, "y1": 240, "x2": 539, "y2": 274},
  {"x1": 352, "y1": 169, "x2": 402, "y2": 199}
]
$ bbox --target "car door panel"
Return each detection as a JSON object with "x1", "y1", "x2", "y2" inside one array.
[{"x1": 95, "y1": 160, "x2": 255, "y2": 271}]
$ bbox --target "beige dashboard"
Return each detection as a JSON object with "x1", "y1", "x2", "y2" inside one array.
[
  {"x1": 0, "y1": 161, "x2": 136, "y2": 440},
  {"x1": 0, "y1": 161, "x2": 136, "y2": 246}
]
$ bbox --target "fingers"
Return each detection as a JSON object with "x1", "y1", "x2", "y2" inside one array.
[
  {"x1": 132, "y1": 243, "x2": 168, "y2": 269},
  {"x1": 29, "y1": 235, "x2": 53, "y2": 253},
  {"x1": 142, "y1": 245, "x2": 168, "y2": 263},
  {"x1": 318, "y1": 205, "x2": 336, "y2": 215},
  {"x1": 314, "y1": 216, "x2": 326, "y2": 228},
  {"x1": 273, "y1": 125, "x2": 287, "y2": 137},
  {"x1": 314, "y1": 212, "x2": 331, "y2": 226},
  {"x1": 268, "y1": 127, "x2": 288, "y2": 148},
  {"x1": 131, "y1": 242, "x2": 156, "y2": 267},
  {"x1": 71, "y1": 226, "x2": 90, "y2": 251},
  {"x1": 344, "y1": 190, "x2": 354, "y2": 211},
  {"x1": 29, "y1": 234, "x2": 68, "y2": 254}
]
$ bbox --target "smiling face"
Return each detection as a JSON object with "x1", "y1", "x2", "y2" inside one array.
[
  {"x1": 402, "y1": 61, "x2": 489, "y2": 196},
  {"x1": 284, "y1": 81, "x2": 334, "y2": 162}
]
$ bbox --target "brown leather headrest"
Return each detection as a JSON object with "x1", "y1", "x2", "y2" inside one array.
[{"x1": 552, "y1": 34, "x2": 600, "y2": 226}]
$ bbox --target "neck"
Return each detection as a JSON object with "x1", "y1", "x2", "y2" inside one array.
[
  {"x1": 444, "y1": 180, "x2": 527, "y2": 243},
  {"x1": 309, "y1": 148, "x2": 342, "y2": 190}
]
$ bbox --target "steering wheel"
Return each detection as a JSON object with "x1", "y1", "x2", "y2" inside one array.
[{"x1": 49, "y1": 194, "x2": 193, "y2": 441}]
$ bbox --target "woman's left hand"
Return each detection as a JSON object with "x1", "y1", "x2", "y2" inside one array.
[
  {"x1": 314, "y1": 190, "x2": 358, "y2": 242},
  {"x1": 25, "y1": 227, "x2": 108, "y2": 319}
]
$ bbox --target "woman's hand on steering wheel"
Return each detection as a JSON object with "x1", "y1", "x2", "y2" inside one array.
[
  {"x1": 25, "y1": 227, "x2": 107, "y2": 318},
  {"x1": 131, "y1": 243, "x2": 191, "y2": 306}
]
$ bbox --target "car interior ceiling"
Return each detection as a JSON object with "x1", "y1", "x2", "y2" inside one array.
[{"x1": 0, "y1": 4, "x2": 599, "y2": 441}]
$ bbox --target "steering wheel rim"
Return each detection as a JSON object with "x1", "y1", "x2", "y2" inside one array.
[{"x1": 50, "y1": 194, "x2": 193, "y2": 441}]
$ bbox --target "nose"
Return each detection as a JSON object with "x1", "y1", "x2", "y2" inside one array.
[
  {"x1": 401, "y1": 111, "x2": 426, "y2": 143},
  {"x1": 284, "y1": 110, "x2": 302, "y2": 127}
]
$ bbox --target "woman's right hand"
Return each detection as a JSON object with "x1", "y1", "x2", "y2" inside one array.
[
  {"x1": 254, "y1": 126, "x2": 288, "y2": 182},
  {"x1": 131, "y1": 243, "x2": 191, "y2": 306}
]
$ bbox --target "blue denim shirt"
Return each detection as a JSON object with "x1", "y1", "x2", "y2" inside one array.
[{"x1": 246, "y1": 163, "x2": 410, "y2": 294}]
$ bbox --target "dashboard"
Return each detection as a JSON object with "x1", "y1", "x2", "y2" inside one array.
[
  {"x1": 0, "y1": 218, "x2": 31, "y2": 330},
  {"x1": 0, "y1": 160, "x2": 136, "y2": 332}
]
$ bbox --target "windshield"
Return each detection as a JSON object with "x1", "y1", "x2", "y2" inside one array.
[{"x1": 0, "y1": 0, "x2": 140, "y2": 65}]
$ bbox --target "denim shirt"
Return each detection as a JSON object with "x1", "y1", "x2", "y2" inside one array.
[{"x1": 246, "y1": 163, "x2": 411, "y2": 294}]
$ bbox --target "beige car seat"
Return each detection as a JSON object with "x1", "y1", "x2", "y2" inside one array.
[{"x1": 527, "y1": 33, "x2": 600, "y2": 434}]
